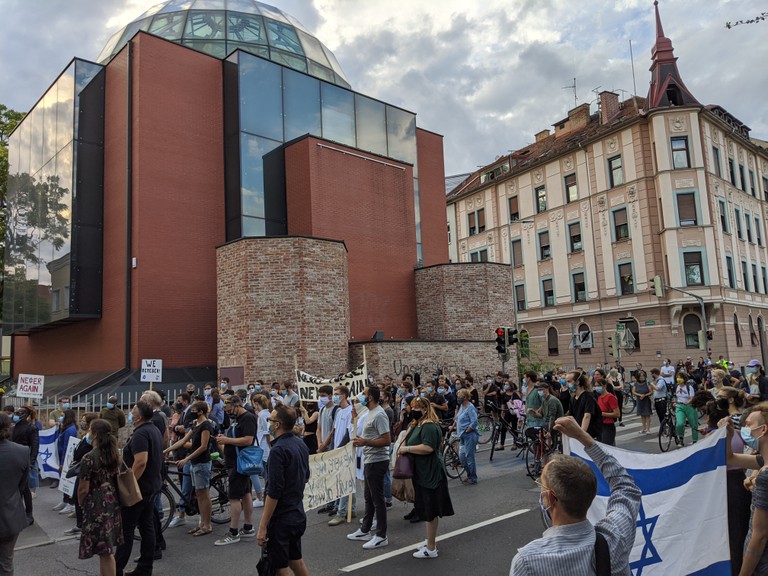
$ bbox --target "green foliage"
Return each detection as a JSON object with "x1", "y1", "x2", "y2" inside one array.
[{"x1": 1, "y1": 104, "x2": 26, "y2": 304}]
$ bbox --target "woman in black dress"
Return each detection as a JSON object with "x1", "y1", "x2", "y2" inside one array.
[{"x1": 567, "y1": 370, "x2": 601, "y2": 440}]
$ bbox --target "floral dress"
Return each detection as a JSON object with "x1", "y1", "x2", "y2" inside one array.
[{"x1": 77, "y1": 451, "x2": 123, "y2": 558}]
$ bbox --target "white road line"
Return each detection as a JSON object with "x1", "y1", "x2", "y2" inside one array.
[{"x1": 338, "y1": 508, "x2": 531, "y2": 572}]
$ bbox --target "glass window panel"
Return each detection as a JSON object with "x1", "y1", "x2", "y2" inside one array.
[
  {"x1": 117, "y1": 17, "x2": 152, "y2": 48},
  {"x1": 283, "y1": 69, "x2": 321, "y2": 141},
  {"x1": 55, "y1": 66, "x2": 76, "y2": 154},
  {"x1": 148, "y1": 12, "x2": 189, "y2": 40},
  {"x1": 307, "y1": 61, "x2": 335, "y2": 84},
  {"x1": 265, "y1": 20, "x2": 303, "y2": 54},
  {"x1": 258, "y1": 5, "x2": 291, "y2": 24},
  {"x1": 191, "y1": 0, "x2": 225, "y2": 8},
  {"x1": 386, "y1": 105, "x2": 417, "y2": 167},
  {"x1": 226, "y1": 12, "x2": 266, "y2": 43},
  {"x1": 157, "y1": 1, "x2": 194, "y2": 14},
  {"x1": 239, "y1": 53, "x2": 283, "y2": 141},
  {"x1": 322, "y1": 44, "x2": 346, "y2": 80},
  {"x1": 355, "y1": 94, "x2": 387, "y2": 156},
  {"x1": 74, "y1": 60, "x2": 103, "y2": 140},
  {"x1": 184, "y1": 10, "x2": 226, "y2": 39},
  {"x1": 97, "y1": 28, "x2": 124, "y2": 62},
  {"x1": 270, "y1": 48, "x2": 307, "y2": 72},
  {"x1": 17, "y1": 114, "x2": 31, "y2": 176},
  {"x1": 28, "y1": 107, "x2": 44, "y2": 176},
  {"x1": 41, "y1": 80, "x2": 58, "y2": 164},
  {"x1": 321, "y1": 83, "x2": 355, "y2": 147},
  {"x1": 182, "y1": 39, "x2": 227, "y2": 58},
  {"x1": 226, "y1": 41, "x2": 268, "y2": 59},
  {"x1": 242, "y1": 216, "x2": 266, "y2": 236},
  {"x1": 296, "y1": 29, "x2": 330, "y2": 67},
  {"x1": 240, "y1": 133, "x2": 281, "y2": 219},
  {"x1": 226, "y1": 0, "x2": 257, "y2": 12}
]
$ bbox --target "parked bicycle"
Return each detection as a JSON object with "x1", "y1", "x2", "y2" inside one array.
[
  {"x1": 158, "y1": 458, "x2": 231, "y2": 532},
  {"x1": 658, "y1": 395, "x2": 683, "y2": 452},
  {"x1": 442, "y1": 431, "x2": 467, "y2": 480},
  {"x1": 476, "y1": 411, "x2": 493, "y2": 445},
  {"x1": 622, "y1": 383, "x2": 637, "y2": 415},
  {"x1": 525, "y1": 426, "x2": 559, "y2": 480}
]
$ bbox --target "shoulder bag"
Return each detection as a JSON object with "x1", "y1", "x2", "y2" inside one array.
[
  {"x1": 116, "y1": 460, "x2": 142, "y2": 507},
  {"x1": 393, "y1": 426, "x2": 415, "y2": 479},
  {"x1": 232, "y1": 421, "x2": 264, "y2": 475}
]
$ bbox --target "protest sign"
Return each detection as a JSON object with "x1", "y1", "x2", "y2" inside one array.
[
  {"x1": 17, "y1": 373, "x2": 45, "y2": 399},
  {"x1": 59, "y1": 436, "x2": 82, "y2": 498},
  {"x1": 296, "y1": 363, "x2": 367, "y2": 402},
  {"x1": 303, "y1": 443, "x2": 356, "y2": 512}
]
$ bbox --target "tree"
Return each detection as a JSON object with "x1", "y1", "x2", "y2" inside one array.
[{"x1": 1, "y1": 104, "x2": 26, "y2": 306}]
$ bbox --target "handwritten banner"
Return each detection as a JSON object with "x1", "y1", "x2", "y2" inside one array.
[
  {"x1": 295, "y1": 363, "x2": 368, "y2": 403},
  {"x1": 303, "y1": 443, "x2": 356, "y2": 512}
]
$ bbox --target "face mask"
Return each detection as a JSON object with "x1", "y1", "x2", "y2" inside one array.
[
  {"x1": 79, "y1": 422, "x2": 88, "y2": 431},
  {"x1": 332, "y1": 394, "x2": 341, "y2": 405},
  {"x1": 559, "y1": 378, "x2": 566, "y2": 385},
  {"x1": 568, "y1": 384, "x2": 577, "y2": 393},
  {"x1": 318, "y1": 396, "x2": 330, "y2": 409},
  {"x1": 280, "y1": 390, "x2": 287, "y2": 397},
  {"x1": 411, "y1": 410, "x2": 423, "y2": 421},
  {"x1": 190, "y1": 411, "x2": 199, "y2": 418},
  {"x1": 106, "y1": 402, "x2": 115, "y2": 409},
  {"x1": 204, "y1": 389, "x2": 212, "y2": 397},
  {"x1": 537, "y1": 390, "x2": 545, "y2": 399},
  {"x1": 595, "y1": 386, "x2": 604, "y2": 394},
  {"x1": 357, "y1": 394, "x2": 368, "y2": 407},
  {"x1": 741, "y1": 425, "x2": 765, "y2": 450},
  {"x1": 254, "y1": 385, "x2": 262, "y2": 391},
  {"x1": 539, "y1": 490, "x2": 552, "y2": 523},
  {"x1": 128, "y1": 413, "x2": 134, "y2": 425},
  {"x1": 268, "y1": 422, "x2": 278, "y2": 437},
  {"x1": 220, "y1": 383, "x2": 228, "y2": 390},
  {"x1": 503, "y1": 385, "x2": 510, "y2": 392},
  {"x1": 175, "y1": 402, "x2": 184, "y2": 411},
  {"x1": 271, "y1": 390, "x2": 278, "y2": 397},
  {"x1": 419, "y1": 392, "x2": 426, "y2": 398},
  {"x1": 455, "y1": 384, "x2": 462, "y2": 390},
  {"x1": 426, "y1": 387, "x2": 433, "y2": 394},
  {"x1": 62, "y1": 403, "x2": 70, "y2": 409},
  {"x1": 58, "y1": 416, "x2": 64, "y2": 423},
  {"x1": 522, "y1": 385, "x2": 528, "y2": 394},
  {"x1": 85, "y1": 433, "x2": 93, "y2": 446},
  {"x1": 676, "y1": 378, "x2": 685, "y2": 385},
  {"x1": 437, "y1": 387, "x2": 445, "y2": 394},
  {"x1": 486, "y1": 379, "x2": 493, "y2": 385},
  {"x1": 12, "y1": 415, "x2": 20, "y2": 423}
]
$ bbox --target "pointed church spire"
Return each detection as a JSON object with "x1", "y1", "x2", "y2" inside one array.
[{"x1": 646, "y1": 1, "x2": 700, "y2": 110}]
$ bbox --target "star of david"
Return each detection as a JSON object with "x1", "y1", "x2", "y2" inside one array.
[
  {"x1": 39, "y1": 447, "x2": 53, "y2": 464},
  {"x1": 629, "y1": 503, "x2": 662, "y2": 576}
]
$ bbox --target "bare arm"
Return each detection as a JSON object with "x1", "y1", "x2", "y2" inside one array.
[
  {"x1": 132, "y1": 452, "x2": 148, "y2": 481},
  {"x1": 164, "y1": 428, "x2": 194, "y2": 454},
  {"x1": 742, "y1": 507, "x2": 768, "y2": 575}
]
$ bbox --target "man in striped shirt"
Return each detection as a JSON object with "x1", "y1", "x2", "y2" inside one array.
[{"x1": 510, "y1": 416, "x2": 641, "y2": 575}]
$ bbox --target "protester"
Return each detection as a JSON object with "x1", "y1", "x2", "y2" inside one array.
[
  {"x1": 533, "y1": 382, "x2": 564, "y2": 429},
  {"x1": 49, "y1": 396, "x2": 71, "y2": 428},
  {"x1": 675, "y1": 378, "x2": 699, "y2": 445},
  {"x1": 99, "y1": 397, "x2": 126, "y2": 439},
  {"x1": 115, "y1": 401, "x2": 164, "y2": 576},
  {"x1": 523, "y1": 372, "x2": 544, "y2": 428},
  {"x1": 168, "y1": 392, "x2": 195, "y2": 529},
  {"x1": 11, "y1": 405, "x2": 39, "y2": 526},
  {"x1": 53, "y1": 409, "x2": 79, "y2": 515},
  {"x1": 77, "y1": 419, "x2": 123, "y2": 576},
  {"x1": 0, "y1": 413, "x2": 29, "y2": 576},
  {"x1": 398, "y1": 396, "x2": 454, "y2": 559},
  {"x1": 649, "y1": 367, "x2": 668, "y2": 425},
  {"x1": 257, "y1": 405, "x2": 310, "y2": 576},
  {"x1": 283, "y1": 382, "x2": 300, "y2": 408},
  {"x1": 64, "y1": 413, "x2": 99, "y2": 536},
  {"x1": 298, "y1": 401, "x2": 319, "y2": 455},
  {"x1": 252, "y1": 394, "x2": 272, "y2": 509},
  {"x1": 328, "y1": 386, "x2": 355, "y2": 526},
  {"x1": 567, "y1": 370, "x2": 601, "y2": 440},
  {"x1": 215, "y1": 395, "x2": 258, "y2": 545},
  {"x1": 631, "y1": 370, "x2": 653, "y2": 434},
  {"x1": 595, "y1": 379, "x2": 620, "y2": 446},
  {"x1": 452, "y1": 388, "x2": 479, "y2": 485},
  {"x1": 510, "y1": 416, "x2": 641, "y2": 575},
  {"x1": 606, "y1": 368, "x2": 624, "y2": 427}
]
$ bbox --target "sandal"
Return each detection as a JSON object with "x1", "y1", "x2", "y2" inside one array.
[
  {"x1": 188, "y1": 526, "x2": 203, "y2": 534},
  {"x1": 193, "y1": 527, "x2": 213, "y2": 537}
]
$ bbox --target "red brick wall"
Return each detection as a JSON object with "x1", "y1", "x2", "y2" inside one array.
[
  {"x1": 416, "y1": 128, "x2": 449, "y2": 266},
  {"x1": 285, "y1": 136, "x2": 418, "y2": 341}
]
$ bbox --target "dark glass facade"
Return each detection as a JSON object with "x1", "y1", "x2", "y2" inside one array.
[{"x1": 3, "y1": 59, "x2": 104, "y2": 334}]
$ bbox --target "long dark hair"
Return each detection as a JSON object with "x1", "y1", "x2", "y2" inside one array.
[
  {"x1": 90, "y1": 419, "x2": 119, "y2": 473},
  {"x1": 61, "y1": 409, "x2": 77, "y2": 430}
]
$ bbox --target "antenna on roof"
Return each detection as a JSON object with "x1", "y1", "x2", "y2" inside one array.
[
  {"x1": 562, "y1": 77, "x2": 577, "y2": 108},
  {"x1": 629, "y1": 39, "x2": 640, "y2": 111}
]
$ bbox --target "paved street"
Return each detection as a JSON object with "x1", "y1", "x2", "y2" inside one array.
[{"x1": 14, "y1": 412, "x2": 682, "y2": 576}]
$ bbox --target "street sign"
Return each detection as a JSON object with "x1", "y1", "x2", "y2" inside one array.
[
  {"x1": 17, "y1": 374, "x2": 45, "y2": 399},
  {"x1": 141, "y1": 359, "x2": 163, "y2": 382}
]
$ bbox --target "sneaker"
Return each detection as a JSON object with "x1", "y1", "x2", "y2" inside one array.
[
  {"x1": 253, "y1": 499, "x2": 265, "y2": 508},
  {"x1": 346, "y1": 529, "x2": 371, "y2": 541},
  {"x1": 328, "y1": 515, "x2": 346, "y2": 526},
  {"x1": 363, "y1": 535, "x2": 389, "y2": 549},
  {"x1": 63, "y1": 526, "x2": 81, "y2": 535},
  {"x1": 618, "y1": 422, "x2": 625, "y2": 427},
  {"x1": 52, "y1": 502, "x2": 66, "y2": 512},
  {"x1": 385, "y1": 501, "x2": 393, "y2": 510},
  {"x1": 238, "y1": 527, "x2": 256, "y2": 538},
  {"x1": 214, "y1": 533, "x2": 241, "y2": 546},
  {"x1": 413, "y1": 547, "x2": 439, "y2": 559},
  {"x1": 168, "y1": 515, "x2": 187, "y2": 528},
  {"x1": 67, "y1": 510, "x2": 77, "y2": 518},
  {"x1": 59, "y1": 504, "x2": 75, "y2": 515}
]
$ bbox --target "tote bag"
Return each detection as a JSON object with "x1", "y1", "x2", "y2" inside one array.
[{"x1": 117, "y1": 461, "x2": 142, "y2": 507}]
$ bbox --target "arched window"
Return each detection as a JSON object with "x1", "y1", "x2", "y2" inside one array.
[
  {"x1": 519, "y1": 330, "x2": 530, "y2": 359},
  {"x1": 683, "y1": 314, "x2": 702, "y2": 349},
  {"x1": 623, "y1": 318, "x2": 641, "y2": 351},
  {"x1": 735, "y1": 314, "x2": 743, "y2": 347},
  {"x1": 547, "y1": 327, "x2": 559, "y2": 356},
  {"x1": 578, "y1": 323, "x2": 591, "y2": 355},
  {"x1": 750, "y1": 316, "x2": 759, "y2": 346}
]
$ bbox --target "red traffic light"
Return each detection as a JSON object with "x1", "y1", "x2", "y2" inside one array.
[{"x1": 496, "y1": 327, "x2": 505, "y2": 337}]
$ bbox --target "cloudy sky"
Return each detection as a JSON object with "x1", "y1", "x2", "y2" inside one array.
[{"x1": 1, "y1": 0, "x2": 766, "y2": 176}]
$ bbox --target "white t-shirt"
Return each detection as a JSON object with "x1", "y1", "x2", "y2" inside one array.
[
  {"x1": 256, "y1": 408, "x2": 271, "y2": 462},
  {"x1": 660, "y1": 365, "x2": 675, "y2": 384},
  {"x1": 332, "y1": 405, "x2": 354, "y2": 449},
  {"x1": 675, "y1": 384, "x2": 695, "y2": 404}
]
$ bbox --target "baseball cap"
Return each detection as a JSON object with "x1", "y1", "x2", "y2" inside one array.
[{"x1": 748, "y1": 359, "x2": 762, "y2": 367}]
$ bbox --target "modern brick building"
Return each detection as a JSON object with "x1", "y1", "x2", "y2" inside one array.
[{"x1": 446, "y1": 3, "x2": 768, "y2": 372}]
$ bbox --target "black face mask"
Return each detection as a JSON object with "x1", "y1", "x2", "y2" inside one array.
[
  {"x1": 175, "y1": 402, "x2": 184, "y2": 411},
  {"x1": 411, "y1": 410, "x2": 423, "y2": 421},
  {"x1": 190, "y1": 411, "x2": 199, "y2": 418}
]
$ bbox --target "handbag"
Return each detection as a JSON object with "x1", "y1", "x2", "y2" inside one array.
[
  {"x1": 65, "y1": 460, "x2": 82, "y2": 479},
  {"x1": 116, "y1": 461, "x2": 143, "y2": 507},
  {"x1": 236, "y1": 445, "x2": 264, "y2": 476},
  {"x1": 393, "y1": 452, "x2": 414, "y2": 479},
  {"x1": 257, "y1": 545, "x2": 276, "y2": 576},
  {"x1": 391, "y1": 477, "x2": 415, "y2": 503}
]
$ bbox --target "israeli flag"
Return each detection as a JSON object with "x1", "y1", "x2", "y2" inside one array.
[
  {"x1": 37, "y1": 426, "x2": 60, "y2": 480},
  {"x1": 567, "y1": 428, "x2": 730, "y2": 576}
]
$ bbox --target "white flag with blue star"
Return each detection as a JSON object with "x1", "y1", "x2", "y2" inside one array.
[
  {"x1": 567, "y1": 427, "x2": 730, "y2": 576},
  {"x1": 37, "y1": 426, "x2": 60, "y2": 480}
]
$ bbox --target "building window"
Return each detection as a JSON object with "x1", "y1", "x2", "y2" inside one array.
[
  {"x1": 739, "y1": 164, "x2": 747, "y2": 193},
  {"x1": 568, "y1": 222, "x2": 582, "y2": 252},
  {"x1": 671, "y1": 137, "x2": 690, "y2": 169},
  {"x1": 511, "y1": 239, "x2": 523, "y2": 268},
  {"x1": 735, "y1": 208, "x2": 743, "y2": 240},
  {"x1": 683, "y1": 252, "x2": 704, "y2": 286},
  {"x1": 763, "y1": 176, "x2": 768, "y2": 201},
  {"x1": 564, "y1": 173, "x2": 578, "y2": 204},
  {"x1": 624, "y1": 318, "x2": 641, "y2": 350},
  {"x1": 51, "y1": 289, "x2": 61, "y2": 313},
  {"x1": 756, "y1": 217, "x2": 763, "y2": 246},
  {"x1": 573, "y1": 272, "x2": 587, "y2": 302},
  {"x1": 735, "y1": 314, "x2": 743, "y2": 347},
  {"x1": 447, "y1": 221, "x2": 451, "y2": 244},
  {"x1": 742, "y1": 261, "x2": 750, "y2": 291},
  {"x1": 608, "y1": 155, "x2": 624, "y2": 188},
  {"x1": 726, "y1": 256, "x2": 736, "y2": 289},
  {"x1": 753, "y1": 264, "x2": 760, "y2": 294},
  {"x1": 751, "y1": 316, "x2": 759, "y2": 346},
  {"x1": 542, "y1": 278, "x2": 555, "y2": 307},
  {"x1": 763, "y1": 266, "x2": 768, "y2": 294},
  {"x1": 712, "y1": 146, "x2": 722, "y2": 178},
  {"x1": 509, "y1": 196, "x2": 519, "y2": 222},
  {"x1": 750, "y1": 170, "x2": 757, "y2": 197},
  {"x1": 719, "y1": 200, "x2": 729, "y2": 233},
  {"x1": 578, "y1": 322, "x2": 591, "y2": 355},
  {"x1": 683, "y1": 314, "x2": 702, "y2": 349},
  {"x1": 469, "y1": 249, "x2": 488, "y2": 262},
  {"x1": 538, "y1": 230, "x2": 551, "y2": 260},
  {"x1": 746, "y1": 212, "x2": 753, "y2": 243},
  {"x1": 618, "y1": 262, "x2": 634, "y2": 295},
  {"x1": 467, "y1": 208, "x2": 485, "y2": 236},
  {"x1": 547, "y1": 327, "x2": 559, "y2": 356},
  {"x1": 676, "y1": 193, "x2": 697, "y2": 226},
  {"x1": 519, "y1": 330, "x2": 530, "y2": 358},
  {"x1": 613, "y1": 208, "x2": 629, "y2": 241},
  {"x1": 728, "y1": 158, "x2": 736, "y2": 186},
  {"x1": 535, "y1": 186, "x2": 547, "y2": 214},
  {"x1": 515, "y1": 284, "x2": 526, "y2": 311}
]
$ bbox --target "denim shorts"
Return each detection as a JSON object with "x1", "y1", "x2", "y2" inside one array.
[{"x1": 190, "y1": 461, "x2": 212, "y2": 489}]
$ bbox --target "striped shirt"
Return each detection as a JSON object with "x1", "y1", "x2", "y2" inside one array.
[{"x1": 510, "y1": 444, "x2": 641, "y2": 576}]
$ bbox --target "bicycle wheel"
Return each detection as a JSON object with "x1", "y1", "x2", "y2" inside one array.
[
  {"x1": 658, "y1": 418, "x2": 674, "y2": 452},
  {"x1": 158, "y1": 486, "x2": 175, "y2": 533},
  {"x1": 489, "y1": 423, "x2": 499, "y2": 461},
  {"x1": 622, "y1": 394, "x2": 636, "y2": 415},
  {"x1": 442, "y1": 439, "x2": 464, "y2": 479},
  {"x1": 210, "y1": 474, "x2": 231, "y2": 525},
  {"x1": 476, "y1": 414, "x2": 493, "y2": 445},
  {"x1": 525, "y1": 441, "x2": 540, "y2": 479}
]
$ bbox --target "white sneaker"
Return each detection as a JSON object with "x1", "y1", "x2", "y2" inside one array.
[
  {"x1": 63, "y1": 526, "x2": 81, "y2": 535},
  {"x1": 413, "y1": 547, "x2": 438, "y2": 559},
  {"x1": 168, "y1": 515, "x2": 188, "y2": 528},
  {"x1": 59, "y1": 504, "x2": 75, "y2": 515},
  {"x1": 254, "y1": 499, "x2": 265, "y2": 508},
  {"x1": 52, "y1": 502, "x2": 66, "y2": 512},
  {"x1": 346, "y1": 528, "x2": 371, "y2": 541},
  {"x1": 363, "y1": 535, "x2": 389, "y2": 549}
]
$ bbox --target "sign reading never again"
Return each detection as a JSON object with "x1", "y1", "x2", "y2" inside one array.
[
  {"x1": 295, "y1": 363, "x2": 368, "y2": 402},
  {"x1": 17, "y1": 373, "x2": 45, "y2": 399}
]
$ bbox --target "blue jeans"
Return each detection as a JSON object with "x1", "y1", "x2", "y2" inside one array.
[
  {"x1": 459, "y1": 431, "x2": 479, "y2": 482},
  {"x1": 179, "y1": 461, "x2": 193, "y2": 514},
  {"x1": 383, "y1": 445, "x2": 392, "y2": 502},
  {"x1": 28, "y1": 462, "x2": 40, "y2": 489}
]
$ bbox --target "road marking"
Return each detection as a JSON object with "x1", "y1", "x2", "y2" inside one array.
[{"x1": 338, "y1": 508, "x2": 531, "y2": 572}]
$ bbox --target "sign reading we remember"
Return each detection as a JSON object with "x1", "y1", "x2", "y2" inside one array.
[
  {"x1": 295, "y1": 363, "x2": 367, "y2": 403},
  {"x1": 303, "y1": 443, "x2": 356, "y2": 512},
  {"x1": 141, "y1": 359, "x2": 163, "y2": 382},
  {"x1": 17, "y1": 374, "x2": 45, "y2": 399}
]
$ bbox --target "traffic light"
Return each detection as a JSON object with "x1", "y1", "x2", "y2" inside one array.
[
  {"x1": 507, "y1": 328, "x2": 519, "y2": 347},
  {"x1": 706, "y1": 329, "x2": 714, "y2": 341},
  {"x1": 607, "y1": 335, "x2": 618, "y2": 357},
  {"x1": 653, "y1": 275, "x2": 664, "y2": 297},
  {"x1": 495, "y1": 327, "x2": 506, "y2": 354}
]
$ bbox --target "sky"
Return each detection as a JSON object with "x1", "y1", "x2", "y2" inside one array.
[{"x1": 1, "y1": 0, "x2": 766, "y2": 177}]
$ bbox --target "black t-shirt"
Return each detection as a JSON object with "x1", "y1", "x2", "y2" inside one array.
[
  {"x1": 189, "y1": 420, "x2": 214, "y2": 465},
  {"x1": 123, "y1": 422, "x2": 163, "y2": 497},
  {"x1": 570, "y1": 392, "x2": 602, "y2": 439},
  {"x1": 224, "y1": 410, "x2": 258, "y2": 468}
]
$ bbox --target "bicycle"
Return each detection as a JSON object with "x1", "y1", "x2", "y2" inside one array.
[
  {"x1": 658, "y1": 396, "x2": 683, "y2": 452},
  {"x1": 621, "y1": 383, "x2": 636, "y2": 415},
  {"x1": 159, "y1": 458, "x2": 232, "y2": 532},
  {"x1": 476, "y1": 412, "x2": 493, "y2": 445},
  {"x1": 441, "y1": 432, "x2": 467, "y2": 480},
  {"x1": 487, "y1": 402, "x2": 527, "y2": 461},
  {"x1": 524, "y1": 426, "x2": 558, "y2": 480}
]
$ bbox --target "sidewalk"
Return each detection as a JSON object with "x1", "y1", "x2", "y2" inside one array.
[{"x1": 15, "y1": 479, "x2": 81, "y2": 550}]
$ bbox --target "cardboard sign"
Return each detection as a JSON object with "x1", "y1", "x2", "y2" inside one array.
[
  {"x1": 303, "y1": 443, "x2": 356, "y2": 512},
  {"x1": 295, "y1": 363, "x2": 368, "y2": 403},
  {"x1": 17, "y1": 373, "x2": 45, "y2": 399},
  {"x1": 141, "y1": 359, "x2": 163, "y2": 382},
  {"x1": 59, "y1": 436, "x2": 82, "y2": 498}
]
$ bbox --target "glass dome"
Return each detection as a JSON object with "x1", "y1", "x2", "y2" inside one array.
[{"x1": 96, "y1": 0, "x2": 350, "y2": 88}]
